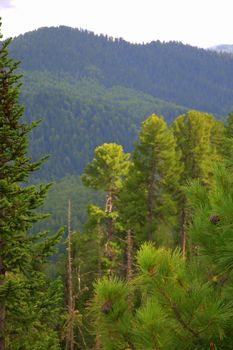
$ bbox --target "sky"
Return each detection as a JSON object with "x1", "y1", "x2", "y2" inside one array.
[{"x1": 0, "y1": 0, "x2": 232, "y2": 48}]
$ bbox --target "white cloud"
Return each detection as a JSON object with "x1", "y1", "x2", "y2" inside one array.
[{"x1": 0, "y1": 0, "x2": 14, "y2": 9}]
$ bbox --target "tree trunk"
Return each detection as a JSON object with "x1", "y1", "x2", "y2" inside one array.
[
  {"x1": 105, "y1": 190, "x2": 113, "y2": 240},
  {"x1": 105, "y1": 190, "x2": 115, "y2": 276},
  {"x1": 65, "y1": 200, "x2": 74, "y2": 350},
  {"x1": 0, "y1": 282, "x2": 5, "y2": 350},
  {"x1": 126, "y1": 228, "x2": 133, "y2": 282},
  {"x1": 97, "y1": 225, "x2": 102, "y2": 277},
  {"x1": 94, "y1": 335, "x2": 101, "y2": 350},
  {"x1": 147, "y1": 181, "x2": 154, "y2": 241},
  {"x1": 0, "y1": 241, "x2": 5, "y2": 350},
  {"x1": 126, "y1": 228, "x2": 133, "y2": 310}
]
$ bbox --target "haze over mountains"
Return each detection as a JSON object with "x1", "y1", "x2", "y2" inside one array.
[
  {"x1": 209, "y1": 44, "x2": 233, "y2": 54},
  {"x1": 9, "y1": 26, "x2": 233, "y2": 178}
]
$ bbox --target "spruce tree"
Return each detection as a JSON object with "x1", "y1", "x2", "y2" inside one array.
[{"x1": 0, "y1": 22, "x2": 62, "y2": 349}]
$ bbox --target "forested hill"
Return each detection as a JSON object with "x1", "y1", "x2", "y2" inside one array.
[
  {"x1": 6, "y1": 26, "x2": 233, "y2": 179},
  {"x1": 20, "y1": 73, "x2": 185, "y2": 179},
  {"x1": 10, "y1": 26, "x2": 233, "y2": 116}
]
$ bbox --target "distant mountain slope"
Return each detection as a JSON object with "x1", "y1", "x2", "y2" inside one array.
[
  {"x1": 10, "y1": 26, "x2": 233, "y2": 116},
  {"x1": 21, "y1": 72, "x2": 186, "y2": 179},
  {"x1": 208, "y1": 45, "x2": 233, "y2": 55}
]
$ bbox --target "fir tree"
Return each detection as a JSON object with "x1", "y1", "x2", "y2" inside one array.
[{"x1": 0, "y1": 22, "x2": 62, "y2": 349}]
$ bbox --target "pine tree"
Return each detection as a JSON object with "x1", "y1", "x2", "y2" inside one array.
[
  {"x1": 172, "y1": 110, "x2": 225, "y2": 256},
  {"x1": 91, "y1": 159, "x2": 233, "y2": 350},
  {"x1": 223, "y1": 111, "x2": 233, "y2": 167},
  {"x1": 82, "y1": 143, "x2": 130, "y2": 275},
  {"x1": 91, "y1": 241, "x2": 233, "y2": 349},
  {"x1": 120, "y1": 114, "x2": 180, "y2": 243},
  {"x1": 0, "y1": 22, "x2": 62, "y2": 349},
  {"x1": 65, "y1": 200, "x2": 75, "y2": 350}
]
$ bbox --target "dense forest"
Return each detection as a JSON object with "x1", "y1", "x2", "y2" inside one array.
[
  {"x1": 5, "y1": 25, "x2": 233, "y2": 179},
  {"x1": 10, "y1": 26, "x2": 233, "y2": 116},
  {"x1": 21, "y1": 72, "x2": 186, "y2": 179},
  {"x1": 2, "y1": 23, "x2": 233, "y2": 350}
]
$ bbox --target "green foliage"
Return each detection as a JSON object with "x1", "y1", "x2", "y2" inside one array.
[
  {"x1": 172, "y1": 110, "x2": 225, "y2": 185},
  {"x1": 31, "y1": 175, "x2": 104, "y2": 235},
  {"x1": 82, "y1": 143, "x2": 130, "y2": 275},
  {"x1": 119, "y1": 114, "x2": 180, "y2": 242},
  {"x1": 171, "y1": 110, "x2": 225, "y2": 251},
  {"x1": 0, "y1": 23, "x2": 62, "y2": 349},
  {"x1": 92, "y1": 277, "x2": 132, "y2": 350},
  {"x1": 82, "y1": 143, "x2": 130, "y2": 192},
  {"x1": 91, "y1": 159, "x2": 233, "y2": 349},
  {"x1": 2, "y1": 23, "x2": 233, "y2": 350},
  {"x1": 133, "y1": 298, "x2": 169, "y2": 350},
  {"x1": 10, "y1": 26, "x2": 233, "y2": 116},
  {"x1": 6, "y1": 26, "x2": 233, "y2": 180},
  {"x1": 20, "y1": 72, "x2": 184, "y2": 180},
  {"x1": 186, "y1": 164, "x2": 233, "y2": 274},
  {"x1": 5, "y1": 273, "x2": 63, "y2": 350},
  {"x1": 136, "y1": 243, "x2": 184, "y2": 280},
  {"x1": 222, "y1": 111, "x2": 233, "y2": 167},
  {"x1": 92, "y1": 240, "x2": 233, "y2": 349}
]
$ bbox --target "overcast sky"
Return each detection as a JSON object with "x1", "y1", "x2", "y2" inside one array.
[{"x1": 0, "y1": 0, "x2": 232, "y2": 48}]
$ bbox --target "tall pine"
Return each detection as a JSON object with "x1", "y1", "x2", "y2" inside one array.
[
  {"x1": 120, "y1": 114, "x2": 180, "y2": 243},
  {"x1": 82, "y1": 143, "x2": 130, "y2": 275},
  {"x1": 172, "y1": 110, "x2": 225, "y2": 256}
]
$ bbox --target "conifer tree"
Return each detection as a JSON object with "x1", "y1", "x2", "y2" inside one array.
[
  {"x1": 92, "y1": 162, "x2": 233, "y2": 350},
  {"x1": 223, "y1": 111, "x2": 233, "y2": 167},
  {"x1": 82, "y1": 143, "x2": 130, "y2": 274},
  {"x1": 92, "y1": 239, "x2": 233, "y2": 350},
  {"x1": 82, "y1": 143, "x2": 130, "y2": 222},
  {"x1": 0, "y1": 22, "x2": 62, "y2": 349},
  {"x1": 172, "y1": 110, "x2": 225, "y2": 256},
  {"x1": 120, "y1": 114, "x2": 180, "y2": 243},
  {"x1": 65, "y1": 200, "x2": 75, "y2": 350}
]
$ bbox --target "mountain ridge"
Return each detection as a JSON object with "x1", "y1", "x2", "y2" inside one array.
[
  {"x1": 5, "y1": 26, "x2": 233, "y2": 179},
  {"x1": 10, "y1": 26, "x2": 233, "y2": 116}
]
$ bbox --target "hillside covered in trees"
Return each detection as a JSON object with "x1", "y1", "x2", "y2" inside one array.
[
  {"x1": 21, "y1": 72, "x2": 186, "y2": 179},
  {"x1": 5, "y1": 26, "x2": 233, "y2": 178},
  {"x1": 10, "y1": 26, "x2": 233, "y2": 116}
]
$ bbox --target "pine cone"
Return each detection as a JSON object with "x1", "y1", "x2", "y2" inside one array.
[
  {"x1": 209, "y1": 215, "x2": 220, "y2": 225},
  {"x1": 101, "y1": 299, "x2": 113, "y2": 314}
]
